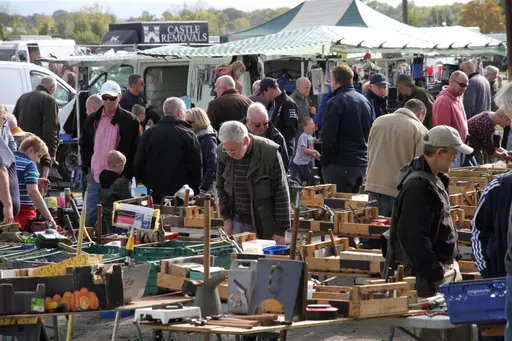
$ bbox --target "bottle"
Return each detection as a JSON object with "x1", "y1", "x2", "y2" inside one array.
[{"x1": 64, "y1": 188, "x2": 71, "y2": 208}]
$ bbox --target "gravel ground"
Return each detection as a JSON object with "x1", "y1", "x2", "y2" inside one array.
[{"x1": 57, "y1": 315, "x2": 411, "y2": 341}]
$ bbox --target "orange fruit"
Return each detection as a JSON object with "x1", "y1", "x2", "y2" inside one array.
[
  {"x1": 79, "y1": 287, "x2": 88, "y2": 296},
  {"x1": 67, "y1": 294, "x2": 75, "y2": 311},
  {"x1": 53, "y1": 294, "x2": 62, "y2": 303},
  {"x1": 89, "y1": 295, "x2": 99, "y2": 310},
  {"x1": 79, "y1": 296, "x2": 90, "y2": 310},
  {"x1": 74, "y1": 291, "x2": 81, "y2": 309},
  {"x1": 45, "y1": 297, "x2": 54, "y2": 311},
  {"x1": 63, "y1": 291, "x2": 72, "y2": 300}
]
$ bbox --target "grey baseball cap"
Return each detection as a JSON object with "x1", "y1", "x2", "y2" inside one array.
[{"x1": 424, "y1": 125, "x2": 473, "y2": 155}]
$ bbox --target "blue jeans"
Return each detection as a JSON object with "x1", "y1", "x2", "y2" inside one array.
[
  {"x1": 85, "y1": 179, "x2": 100, "y2": 227},
  {"x1": 463, "y1": 155, "x2": 478, "y2": 167},
  {"x1": 368, "y1": 192, "x2": 396, "y2": 217},
  {"x1": 506, "y1": 274, "x2": 512, "y2": 341},
  {"x1": 290, "y1": 162, "x2": 313, "y2": 186}
]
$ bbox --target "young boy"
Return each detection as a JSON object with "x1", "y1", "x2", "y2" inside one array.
[
  {"x1": 99, "y1": 150, "x2": 131, "y2": 234},
  {"x1": 291, "y1": 117, "x2": 320, "y2": 185},
  {"x1": 132, "y1": 104, "x2": 146, "y2": 134},
  {"x1": 14, "y1": 136, "x2": 56, "y2": 229}
]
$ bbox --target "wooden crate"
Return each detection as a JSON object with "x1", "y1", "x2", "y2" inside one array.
[
  {"x1": 457, "y1": 229, "x2": 472, "y2": 246},
  {"x1": 450, "y1": 190, "x2": 478, "y2": 206},
  {"x1": 314, "y1": 278, "x2": 417, "y2": 319},
  {"x1": 307, "y1": 249, "x2": 385, "y2": 275},
  {"x1": 301, "y1": 184, "x2": 336, "y2": 207},
  {"x1": 450, "y1": 166, "x2": 509, "y2": 177},
  {"x1": 298, "y1": 219, "x2": 336, "y2": 233},
  {"x1": 460, "y1": 205, "x2": 477, "y2": 219},
  {"x1": 183, "y1": 206, "x2": 223, "y2": 228},
  {"x1": 302, "y1": 237, "x2": 349, "y2": 258},
  {"x1": 450, "y1": 176, "x2": 490, "y2": 190},
  {"x1": 336, "y1": 222, "x2": 389, "y2": 239},
  {"x1": 459, "y1": 260, "x2": 482, "y2": 280}
]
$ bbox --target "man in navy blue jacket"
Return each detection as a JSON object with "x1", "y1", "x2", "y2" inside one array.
[
  {"x1": 472, "y1": 174, "x2": 511, "y2": 341},
  {"x1": 320, "y1": 66, "x2": 374, "y2": 193}
]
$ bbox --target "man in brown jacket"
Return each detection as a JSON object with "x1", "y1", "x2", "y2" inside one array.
[
  {"x1": 396, "y1": 74, "x2": 435, "y2": 129},
  {"x1": 207, "y1": 75, "x2": 252, "y2": 131},
  {"x1": 13, "y1": 77, "x2": 59, "y2": 178}
]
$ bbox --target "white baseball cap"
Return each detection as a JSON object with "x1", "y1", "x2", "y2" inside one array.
[
  {"x1": 424, "y1": 125, "x2": 474, "y2": 155},
  {"x1": 100, "y1": 81, "x2": 121, "y2": 97}
]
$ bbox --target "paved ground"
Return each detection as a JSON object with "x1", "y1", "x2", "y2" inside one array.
[{"x1": 58, "y1": 315, "x2": 412, "y2": 341}]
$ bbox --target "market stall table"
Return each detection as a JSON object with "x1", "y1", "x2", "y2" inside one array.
[
  {"x1": 0, "y1": 293, "x2": 193, "y2": 341},
  {"x1": 139, "y1": 314, "x2": 470, "y2": 341}
]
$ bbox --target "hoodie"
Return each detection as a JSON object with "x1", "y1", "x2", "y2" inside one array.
[
  {"x1": 196, "y1": 125, "x2": 218, "y2": 192},
  {"x1": 99, "y1": 169, "x2": 131, "y2": 232},
  {"x1": 433, "y1": 86, "x2": 468, "y2": 142}
]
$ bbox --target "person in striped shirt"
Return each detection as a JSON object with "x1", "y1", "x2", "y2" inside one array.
[{"x1": 14, "y1": 135, "x2": 56, "y2": 229}]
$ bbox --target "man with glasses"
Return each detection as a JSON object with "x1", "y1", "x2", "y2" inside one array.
[
  {"x1": 80, "y1": 81, "x2": 140, "y2": 230},
  {"x1": 433, "y1": 71, "x2": 469, "y2": 168},
  {"x1": 242, "y1": 103, "x2": 289, "y2": 171},
  {"x1": 216, "y1": 121, "x2": 290, "y2": 244}
]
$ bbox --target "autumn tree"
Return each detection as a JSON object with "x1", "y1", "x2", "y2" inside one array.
[{"x1": 459, "y1": 0, "x2": 504, "y2": 33}]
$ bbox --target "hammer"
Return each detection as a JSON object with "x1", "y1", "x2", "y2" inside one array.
[{"x1": 35, "y1": 228, "x2": 78, "y2": 253}]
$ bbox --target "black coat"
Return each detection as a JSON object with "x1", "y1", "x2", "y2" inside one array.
[
  {"x1": 196, "y1": 126, "x2": 218, "y2": 192},
  {"x1": 366, "y1": 90, "x2": 388, "y2": 118},
  {"x1": 80, "y1": 106, "x2": 140, "y2": 179},
  {"x1": 268, "y1": 92, "x2": 298, "y2": 157},
  {"x1": 134, "y1": 116, "x2": 202, "y2": 204}
]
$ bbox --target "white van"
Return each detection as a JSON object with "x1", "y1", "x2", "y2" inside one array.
[{"x1": 0, "y1": 39, "x2": 78, "y2": 63}]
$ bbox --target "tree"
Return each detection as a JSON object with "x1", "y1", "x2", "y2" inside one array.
[
  {"x1": 9, "y1": 14, "x2": 25, "y2": 34},
  {"x1": 34, "y1": 14, "x2": 55, "y2": 35},
  {"x1": 459, "y1": 0, "x2": 504, "y2": 33}
]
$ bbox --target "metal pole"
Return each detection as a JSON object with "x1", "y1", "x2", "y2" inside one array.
[
  {"x1": 505, "y1": 0, "x2": 512, "y2": 80},
  {"x1": 402, "y1": 0, "x2": 408, "y2": 24}
]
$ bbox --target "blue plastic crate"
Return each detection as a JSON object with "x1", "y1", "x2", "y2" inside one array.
[
  {"x1": 440, "y1": 278, "x2": 506, "y2": 325},
  {"x1": 99, "y1": 310, "x2": 134, "y2": 319}
]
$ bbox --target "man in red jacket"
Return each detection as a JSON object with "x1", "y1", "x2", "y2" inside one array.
[{"x1": 433, "y1": 71, "x2": 469, "y2": 168}]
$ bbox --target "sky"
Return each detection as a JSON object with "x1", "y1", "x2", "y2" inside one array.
[{"x1": 2, "y1": 0, "x2": 472, "y2": 18}]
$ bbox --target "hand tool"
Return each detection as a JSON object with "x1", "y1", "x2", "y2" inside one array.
[
  {"x1": 328, "y1": 229, "x2": 339, "y2": 257},
  {"x1": 34, "y1": 228, "x2": 77, "y2": 253}
]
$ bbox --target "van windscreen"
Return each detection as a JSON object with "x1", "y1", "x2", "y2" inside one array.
[{"x1": 0, "y1": 49, "x2": 16, "y2": 61}]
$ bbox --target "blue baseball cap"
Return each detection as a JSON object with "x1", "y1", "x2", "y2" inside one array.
[
  {"x1": 370, "y1": 73, "x2": 389, "y2": 85},
  {"x1": 259, "y1": 77, "x2": 278, "y2": 93}
]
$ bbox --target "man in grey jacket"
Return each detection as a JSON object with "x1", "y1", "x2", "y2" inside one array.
[{"x1": 460, "y1": 60, "x2": 491, "y2": 119}]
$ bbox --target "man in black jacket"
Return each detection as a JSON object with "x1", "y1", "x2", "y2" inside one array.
[
  {"x1": 321, "y1": 66, "x2": 374, "y2": 193},
  {"x1": 384, "y1": 125, "x2": 473, "y2": 340},
  {"x1": 258, "y1": 78, "x2": 298, "y2": 157},
  {"x1": 13, "y1": 76, "x2": 59, "y2": 179},
  {"x1": 366, "y1": 73, "x2": 389, "y2": 119},
  {"x1": 242, "y1": 103, "x2": 289, "y2": 171},
  {"x1": 80, "y1": 81, "x2": 140, "y2": 228},
  {"x1": 134, "y1": 97, "x2": 202, "y2": 204}
]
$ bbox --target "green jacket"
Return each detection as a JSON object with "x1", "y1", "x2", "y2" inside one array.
[
  {"x1": 216, "y1": 135, "x2": 291, "y2": 239},
  {"x1": 405, "y1": 86, "x2": 435, "y2": 130}
]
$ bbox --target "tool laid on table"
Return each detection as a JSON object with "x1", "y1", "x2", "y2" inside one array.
[
  {"x1": 410, "y1": 294, "x2": 445, "y2": 311},
  {"x1": 305, "y1": 304, "x2": 338, "y2": 320},
  {"x1": 34, "y1": 228, "x2": 77, "y2": 253},
  {"x1": 134, "y1": 304, "x2": 201, "y2": 324},
  {"x1": 218, "y1": 227, "x2": 243, "y2": 254},
  {"x1": 186, "y1": 316, "x2": 255, "y2": 329}
]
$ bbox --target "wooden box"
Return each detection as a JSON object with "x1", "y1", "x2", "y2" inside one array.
[
  {"x1": 307, "y1": 248, "x2": 385, "y2": 275},
  {"x1": 459, "y1": 260, "x2": 482, "y2": 281},
  {"x1": 336, "y1": 222, "x2": 389, "y2": 239},
  {"x1": 450, "y1": 190, "x2": 479, "y2": 206},
  {"x1": 183, "y1": 206, "x2": 224, "y2": 228}
]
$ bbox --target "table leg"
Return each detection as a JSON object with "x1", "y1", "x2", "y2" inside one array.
[
  {"x1": 52, "y1": 316, "x2": 60, "y2": 341},
  {"x1": 235, "y1": 336, "x2": 241, "y2": 341},
  {"x1": 386, "y1": 326, "x2": 395, "y2": 341},
  {"x1": 280, "y1": 329, "x2": 288, "y2": 341},
  {"x1": 216, "y1": 334, "x2": 222, "y2": 341},
  {"x1": 397, "y1": 327, "x2": 424, "y2": 341},
  {"x1": 166, "y1": 331, "x2": 173, "y2": 341},
  {"x1": 111, "y1": 311, "x2": 121, "y2": 341}
]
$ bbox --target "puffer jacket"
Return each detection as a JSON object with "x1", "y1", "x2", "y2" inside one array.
[{"x1": 196, "y1": 126, "x2": 218, "y2": 192}]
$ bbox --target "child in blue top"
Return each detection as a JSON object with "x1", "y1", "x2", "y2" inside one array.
[
  {"x1": 291, "y1": 117, "x2": 320, "y2": 185},
  {"x1": 14, "y1": 135, "x2": 55, "y2": 229}
]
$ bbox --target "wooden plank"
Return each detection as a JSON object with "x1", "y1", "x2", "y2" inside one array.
[
  {"x1": 313, "y1": 292, "x2": 350, "y2": 300},
  {"x1": 313, "y1": 285, "x2": 352, "y2": 292},
  {"x1": 460, "y1": 205, "x2": 477, "y2": 217},
  {"x1": 350, "y1": 297, "x2": 409, "y2": 318},
  {"x1": 357, "y1": 282, "x2": 411, "y2": 293},
  {"x1": 459, "y1": 261, "x2": 478, "y2": 273}
]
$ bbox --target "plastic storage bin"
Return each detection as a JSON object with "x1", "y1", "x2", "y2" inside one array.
[
  {"x1": 262, "y1": 245, "x2": 290, "y2": 256},
  {"x1": 242, "y1": 240, "x2": 276, "y2": 254},
  {"x1": 440, "y1": 278, "x2": 506, "y2": 325}
]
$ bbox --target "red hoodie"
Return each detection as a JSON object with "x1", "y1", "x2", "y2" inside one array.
[{"x1": 433, "y1": 86, "x2": 468, "y2": 142}]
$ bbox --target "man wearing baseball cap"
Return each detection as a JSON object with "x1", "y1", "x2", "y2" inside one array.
[
  {"x1": 384, "y1": 125, "x2": 473, "y2": 339},
  {"x1": 80, "y1": 80, "x2": 141, "y2": 230},
  {"x1": 366, "y1": 73, "x2": 389, "y2": 118}
]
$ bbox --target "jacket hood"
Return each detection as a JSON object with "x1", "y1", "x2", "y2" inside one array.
[
  {"x1": 396, "y1": 155, "x2": 450, "y2": 192},
  {"x1": 99, "y1": 170, "x2": 121, "y2": 189},
  {"x1": 197, "y1": 125, "x2": 216, "y2": 138},
  {"x1": 394, "y1": 107, "x2": 421, "y2": 122}
]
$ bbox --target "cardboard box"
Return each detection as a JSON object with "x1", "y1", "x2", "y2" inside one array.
[{"x1": 170, "y1": 263, "x2": 202, "y2": 278}]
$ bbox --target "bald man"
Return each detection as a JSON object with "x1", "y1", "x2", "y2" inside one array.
[
  {"x1": 433, "y1": 70, "x2": 469, "y2": 167},
  {"x1": 460, "y1": 60, "x2": 491, "y2": 118},
  {"x1": 86, "y1": 94, "x2": 103, "y2": 116},
  {"x1": 291, "y1": 77, "x2": 316, "y2": 119}
]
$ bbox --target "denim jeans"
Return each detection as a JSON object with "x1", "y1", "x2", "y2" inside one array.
[
  {"x1": 322, "y1": 165, "x2": 366, "y2": 194},
  {"x1": 290, "y1": 162, "x2": 313, "y2": 186},
  {"x1": 85, "y1": 179, "x2": 100, "y2": 227},
  {"x1": 505, "y1": 274, "x2": 512, "y2": 341},
  {"x1": 368, "y1": 192, "x2": 396, "y2": 217}
]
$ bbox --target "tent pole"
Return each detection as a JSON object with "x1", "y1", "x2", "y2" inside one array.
[
  {"x1": 506, "y1": 0, "x2": 512, "y2": 80},
  {"x1": 301, "y1": 60, "x2": 305, "y2": 77}
]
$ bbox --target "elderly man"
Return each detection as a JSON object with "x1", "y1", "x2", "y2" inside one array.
[
  {"x1": 290, "y1": 77, "x2": 316, "y2": 119},
  {"x1": 242, "y1": 103, "x2": 289, "y2": 170},
  {"x1": 433, "y1": 71, "x2": 469, "y2": 168},
  {"x1": 119, "y1": 74, "x2": 146, "y2": 112},
  {"x1": 216, "y1": 121, "x2": 290, "y2": 243},
  {"x1": 460, "y1": 60, "x2": 491, "y2": 118},
  {"x1": 484, "y1": 65, "x2": 501, "y2": 111},
  {"x1": 135, "y1": 97, "x2": 202, "y2": 204},
  {"x1": 366, "y1": 73, "x2": 388, "y2": 118},
  {"x1": 366, "y1": 99, "x2": 428, "y2": 217},
  {"x1": 384, "y1": 126, "x2": 473, "y2": 341},
  {"x1": 321, "y1": 66, "x2": 374, "y2": 193},
  {"x1": 0, "y1": 136, "x2": 19, "y2": 224},
  {"x1": 258, "y1": 78, "x2": 298, "y2": 157},
  {"x1": 396, "y1": 74, "x2": 435, "y2": 129},
  {"x1": 252, "y1": 80, "x2": 261, "y2": 95},
  {"x1": 81, "y1": 81, "x2": 140, "y2": 229},
  {"x1": 86, "y1": 94, "x2": 103, "y2": 116},
  {"x1": 207, "y1": 75, "x2": 252, "y2": 131},
  {"x1": 13, "y1": 76, "x2": 59, "y2": 178}
]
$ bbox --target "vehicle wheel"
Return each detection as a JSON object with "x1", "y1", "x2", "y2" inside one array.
[{"x1": 57, "y1": 144, "x2": 79, "y2": 181}]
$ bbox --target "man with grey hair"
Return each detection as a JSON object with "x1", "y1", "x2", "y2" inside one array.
[
  {"x1": 135, "y1": 97, "x2": 202, "y2": 204},
  {"x1": 13, "y1": 76, "x2": 59, "y2": 179},
  {"x1": 216, "y1": 120, "x2": 290, "y2": 243},
  {"x1": 396, "y1": 74, "x2": 434, "y2": 129},
  {"x1": 207, "y1": 75, "x2": 252, "y2": 131},
  {"x1": 460, "y1": 60, "x2": 491, "y2": 118},
  {"x1": 251, "y1": 80, "x2": 261, "y2": 95},
  {"x1": 290, "y1": 77, "x2": 316, "y2": 119},
  {"x1": 81, "y1": 80, "x2": 140, "y2": 229},
  {"x1": 484, "y1": 65, "x2": 501, "y2": 111},
  {"x1": 85, "y1": 94, "x2": 103, "y2": 116},
  {"x1": 366, "y1": 99, "x2": 428, "y2": 218},
  {"x1": 242, "y1": 102, "x2": 289, "y2": 170}
]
